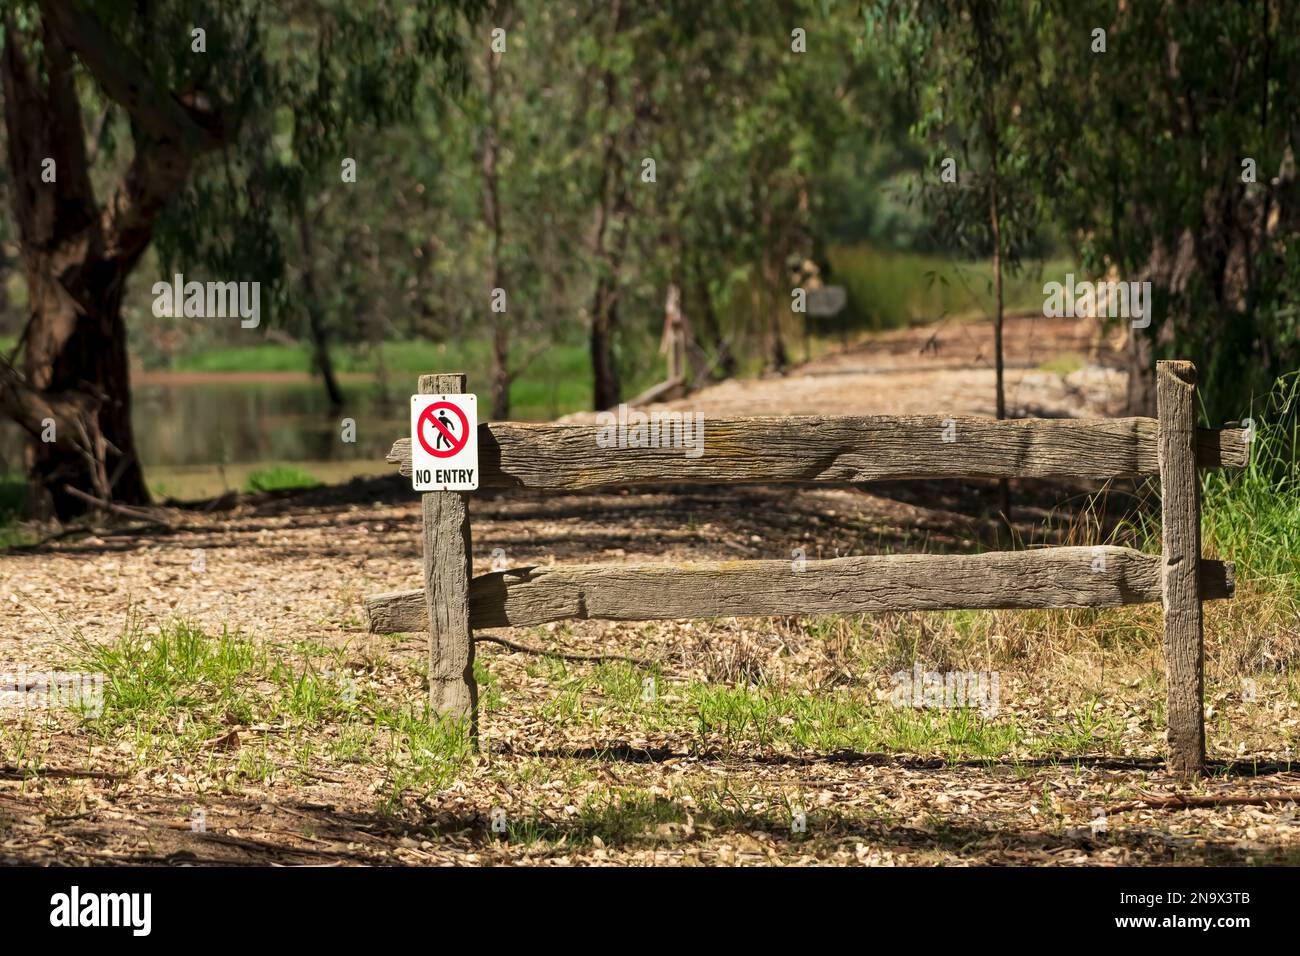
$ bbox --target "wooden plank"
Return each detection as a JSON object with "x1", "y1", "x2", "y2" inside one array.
[
  {"x1": 387, "y1": 418, "x2": 1247, "y2": 490},
  {"x1": 1196, "y1": 427, "x2": 1250, "y2": 470},
  {"x1": 419, "y1": 373, "x2": 477, "y2": 726},
  {"x1": 1158, "y1": 361, "x2": 1206, "y2": 779},
  {"x1": 366, "y1": 547, "x2": 1234, "y2": 632}
]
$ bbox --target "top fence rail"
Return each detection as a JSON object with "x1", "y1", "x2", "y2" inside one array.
[{"x1": 389, "y1": 415, "x2": 1249, "y2": 491}]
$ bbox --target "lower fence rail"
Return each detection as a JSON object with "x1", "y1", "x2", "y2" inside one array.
[{"x1": 367, "y1": 545, "x2": 1234, "y2": 631}]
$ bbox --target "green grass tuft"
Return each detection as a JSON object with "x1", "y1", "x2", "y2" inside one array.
[
  {"x1": 245, "y1": 465, "x2": 322, "y2": 493},
  {"x1": 1201, "y1": 373, "x2": 1300, "y2": 593}
]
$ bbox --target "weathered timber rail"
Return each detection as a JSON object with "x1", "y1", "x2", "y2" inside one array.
[
  {"x1": 366, "y1": 362, "x2": 1247, "y2": 777},
  {"x1": 369, "y1": 547, "x2": 1236, "y2": 631},
  {"x1": 387, "y1": 416, "x2": 1246, "y2": 487}
]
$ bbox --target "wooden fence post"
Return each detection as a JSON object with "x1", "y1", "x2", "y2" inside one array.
[
  {"x1": 419, "y1": 373, "x2": 477, "y2": 734},
  {"x1": 1157, "y1": 360, "x2": 1205, "y2": 778}
]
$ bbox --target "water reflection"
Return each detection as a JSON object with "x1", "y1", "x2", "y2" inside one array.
[{"x1": 0, "y1": 378, "x2": 408, "y2": 473}]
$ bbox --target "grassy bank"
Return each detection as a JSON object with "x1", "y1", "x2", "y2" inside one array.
[{"x1": 167, "y1": 338, "x2": 642, "y2": 422}]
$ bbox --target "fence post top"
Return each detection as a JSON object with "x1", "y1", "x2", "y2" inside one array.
[
  {"x1": 418, "y1": 372, "x2": 468, "y2": 393},
  {"x1": 1157, "y1": 360, "x2": 1197, "y2": 384}
]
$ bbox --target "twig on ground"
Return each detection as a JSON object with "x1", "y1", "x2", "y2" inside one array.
[
  {"x1": 61, "y1": 485, "x2": 176, "y2": 527},
  {"x1": 0, "y1": 764, "x2": 126, "y2": 781},
  {"x1": 1104, "y1": 792, "x2": 1300, "y2": 815},
  {"x1": 474, "y1": 632, "x2": 654, "y2": 666}
]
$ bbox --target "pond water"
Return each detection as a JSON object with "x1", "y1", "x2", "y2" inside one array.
[
  {"x1": 132, "y1": 376, "x2": 406, "y2": 467},
  {"x1": 0, "y1": 374, "x2": 422, "y2": 500}
]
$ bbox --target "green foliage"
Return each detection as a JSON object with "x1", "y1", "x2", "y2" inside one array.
[
  {"x1": 689, "y1": 682, "x2": 1075, "y2": 759},
  {"x1": 145, "y1": 1, "x2": 485, "y2": 310},
  {"x1": 164, "y1": 337, "x2": 652, "y2": 421},
  {"x1": 79, "y1": 619, "x2": 269, "y2": 741},
  {"x1": 71, "y1": 616, "x2": 472, "y2": 805},
  {"x1": 372, "y1": 705, "x2": 474, "y2": 812},
  {"x1": 264, "y1": 0, "x2": 880, "y2": 398},
  {"x1": 864, "y1": 1, "x2": 1300, "y2": 416},
  {"x1": 7, "y1": 0, "x2": 1299, "y2": 447},
  {"x1": 865, "y1": 0, "x2": 1051, "y2": 267},
  {"x1": 0, "y1": 473, "x2": 25, "y2": 519}
]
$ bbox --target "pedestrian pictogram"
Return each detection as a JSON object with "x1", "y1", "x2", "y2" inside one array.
[
  {"x1": 417, "y1": 402, "x2": 469, "y2": 458},
  {"x1": 410, "y1": 394, "x2": 478, "y2": 490}
]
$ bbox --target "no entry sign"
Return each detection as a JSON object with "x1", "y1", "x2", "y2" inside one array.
[{"x1": 410, "y1": 394, "x2": 479, "y2": 490}]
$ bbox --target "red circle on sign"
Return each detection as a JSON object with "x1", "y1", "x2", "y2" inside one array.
[{"x1": 417, "y1": 401, "x2": 470, "y2": 458}]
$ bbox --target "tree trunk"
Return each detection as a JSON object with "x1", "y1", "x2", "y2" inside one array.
[
  {"x1": 756, "y1": 201, "x2": 789, "y2": 374},
  {"x1": 491, "y1": 311, "x2": 510, "y2": 419},
  {"x1": 24, "y1": 282, "x2": 151, "y2": 519},
  {"x1": 296, "y1": 200, "x2": 344, "y2": 410},
  {"x1": 586, "y1": 0, "x2": 627, "y2": 412},
  {"x1": 587, "y1": 179, "x2": 625, "y2": 410},
  {"x1": 482, "y1": 34, "x2": 510, "y2": 420},
  {"x1": 988, "y1": 144, "x2": 1010, "y2": 525},
  {"x1": 2, "y1": 6, "x2": 228, "y2": 520},
  {"x1": 1124, "y1": 331, "x2": 1157, "y2": 416},
  {"x1": 305, "y1": 301, "x2": 343, "y2": 410},
  {"x1": 768, "y1": 302, "x2": 789, "y2": 372},
  {"x1": 590, "y1": 276, "x2": 621, "y2": 410},
  {"x1": 693, "y1": 273, "x2": 735, "y2": 379},
  {"x1": 990, "y1": 193, "x2": 1006, "y2": 422},
  {"x1": 587, "y1": 151, "x2": 628, "y2": 410},
  {"x1": 763, "y1": 250, "x2": 789, "y2": 373},
  {"x1": 2, "y1": 17, "x2": 151, "y2": 520}
]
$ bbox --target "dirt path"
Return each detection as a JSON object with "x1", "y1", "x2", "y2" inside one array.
[
  {"x1": 3, "y1": 315, "x2": 1298, "y2": 866},
  {"x1": 568, "y1": 313, "x2": 1127, "y2": 421}
]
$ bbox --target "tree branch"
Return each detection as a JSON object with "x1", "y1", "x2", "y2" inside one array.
[
  {"x1": 0, "y1": 355, "x2": 103, "y2": 459},
  {"x1": 37, "y1": 0, "x2": 221, "y2": 151}
]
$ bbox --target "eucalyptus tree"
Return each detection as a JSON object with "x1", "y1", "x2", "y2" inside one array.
[
  {"x1": 866, "y1": 0, "x2": 1044, "y2": 430},
  {"x1": 0, "y1": 0, "x2": 480, "y2": 519},
  {"x1": 869, "y1": 0, "x2": 1299, "y2": 420},
  {"x1": 566, "y1": 0, "x2": 865, "y2": 403},
  {"x1": 464, "y1": 0, "x2": 593, "y2": 419},
  {"x1": 1021, "y1": 0, "x2": 1299, "y2": 419}
]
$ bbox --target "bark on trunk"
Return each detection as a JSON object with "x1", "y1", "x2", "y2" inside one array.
[
  {"x1": 296, "y1": 201, "x2": 344, "y2": 410},
  {"x1": 490, "y1": 311, "x2": 510, "y2": 420},
  {"x1": 587, "y1": 142, "x2": 627, "y2": 410},
  {"x1": 3, "y1": 17, "x2": 151, "y2": 519},
  {"x1": 586, "y1": 0, "x2": 627, "y2": 412},
  {"x1": 693, "y1": 275, "x2": 735, "y2": 379},
  {"x1": 755, "y1": 200, "x2": 789, "y2": 374},
  {"x1": 24, "y1": 283, "x2": 151, "y2": 518},
  {"x1": 763, "y1": 250, "x2": 789, "y2": 374},
  {"x1": 590, "y1": 277, "x2": 621, "y2": 410},
  {"x1": 989, "y1": 169, "x2": 1010, "y2": 525}
]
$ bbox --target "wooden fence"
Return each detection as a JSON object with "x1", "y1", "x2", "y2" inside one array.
[{"x1": 365, "y1": 362, "x2": 1249, "y2": 777}]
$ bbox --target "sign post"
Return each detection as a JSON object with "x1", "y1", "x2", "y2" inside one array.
[{"x1": 414, "y1": 374, "x2": 477, "y2": 733}]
